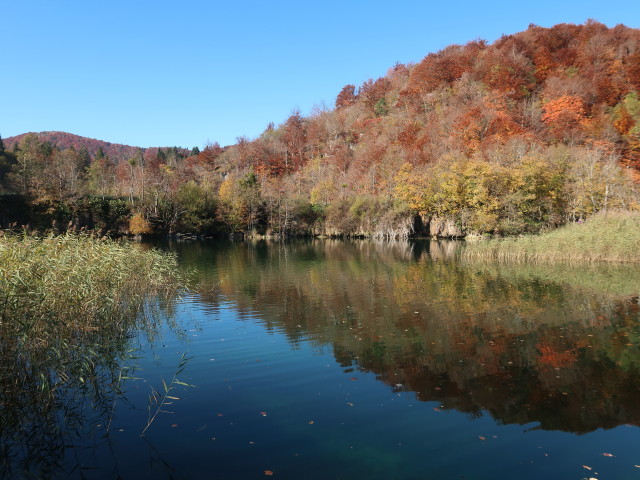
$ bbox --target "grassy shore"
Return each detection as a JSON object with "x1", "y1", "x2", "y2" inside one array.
[
  {"x1": 463, "y1": 211, "x2": 640, "y2": 264},
  {"x1": 0, "y1": 233, "x2": 184, "y2": 394},
  {"x1": 0, "y1": 233, "x2": 182, "y2": 327}
]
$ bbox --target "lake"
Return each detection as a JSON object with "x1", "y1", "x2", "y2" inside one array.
[{"x1": 2, "y1": 239, "x2": 640, "y2": 479}]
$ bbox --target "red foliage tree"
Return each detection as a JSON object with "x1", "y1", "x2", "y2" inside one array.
[
  {"x1": 198, "y1": 141, "x2": 224, "y2": 165},
  {"x1": 359, "y1": 77, "x2": 392, "y2": 112},
  {"x1": 335, "y1": 84, "x2": 357, "y2": 109},
  {"x1": 625, "y1": 52, "x2": 640, "y2": 91}
]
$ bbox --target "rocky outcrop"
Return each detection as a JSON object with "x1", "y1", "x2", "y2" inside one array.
[{"x1": 414, "y1": 215, "x2": 465, "y2": 238}]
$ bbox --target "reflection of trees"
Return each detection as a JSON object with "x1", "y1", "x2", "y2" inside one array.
[{"x1": 179, "y1": 238, "x2": 640, "y2": 434}]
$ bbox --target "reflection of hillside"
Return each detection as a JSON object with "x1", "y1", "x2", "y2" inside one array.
[{"x1": 173, "y1": 239, "x2": 640, "y2": 434}]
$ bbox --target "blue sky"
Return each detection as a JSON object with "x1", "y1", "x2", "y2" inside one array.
[{"x1": 2, "y1": 0, "x2": 639, "y2": 149}]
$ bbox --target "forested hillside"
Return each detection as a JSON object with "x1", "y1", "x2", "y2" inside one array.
[
  {"x1": 1, "y1": 21, "x2": 639, "y2": 237},
  {"x1": 2, "y1": 131, "x2": 194, "y2": 165}
]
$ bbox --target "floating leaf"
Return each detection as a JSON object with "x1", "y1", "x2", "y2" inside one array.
[
  {"x1": 582, "y1": 465, "x2": 592, "y2": 470},
  {"x1": 264, "y1": 470, "x2": 274, "y2": 476}
]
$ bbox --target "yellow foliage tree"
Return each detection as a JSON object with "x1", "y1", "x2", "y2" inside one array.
[{"x1": 129, "y1": 213, "x2": 152, "y2": 235}]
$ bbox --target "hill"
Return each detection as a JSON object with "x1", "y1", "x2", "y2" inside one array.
[
  {"x1": 195, "y1": 21, "x2": 640, "y2": 236},
  {"x1": 3, "y1": 132, "x2": 140, "y2": 162},
  {"x1": 1, "y1": 131, "x2": 190, "y2": 162}
]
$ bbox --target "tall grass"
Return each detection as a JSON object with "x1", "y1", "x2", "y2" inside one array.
[
  {"x1": 463, "y1": 211, "x2": 640, "y2": 264},
  {"x1": 0, "y1": 233, "x2": 185, "y2": 475},
  {"x1": 0, "y1": 233, "x2": 181, "y2": 328}
]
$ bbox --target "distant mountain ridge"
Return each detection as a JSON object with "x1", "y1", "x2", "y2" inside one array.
[{"x1": 2, "y1": 131, "x2": 186, "y2": 162}]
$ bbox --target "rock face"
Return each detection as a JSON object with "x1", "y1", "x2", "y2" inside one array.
[
  {"x1": 415, "y1": 215, "x2": 464, "y2": 238},
  {"x1": 431, "y1": 217, "x2": 464, "y2": 237}
]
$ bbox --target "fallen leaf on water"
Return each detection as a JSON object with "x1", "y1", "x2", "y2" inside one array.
[
  {"x1": 350, "y1": 377, "x2": 358, "y2": 381},
  {"x1": 601, "y1": 452, "x2": 615, "y2": 457},
  {"x1": 478, "y1": 436, "x2": 486, "y2": 441},
  {"x1": 264, "y1": 470, "x2": 274, "y2": 476},
  {"x1": 582, "y1": 465, "x2": 592, "y2": 470}
]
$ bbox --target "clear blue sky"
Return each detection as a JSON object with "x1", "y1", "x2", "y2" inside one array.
[{"x1": 2, "y1": 0, "x2": 638, "y2": 149}]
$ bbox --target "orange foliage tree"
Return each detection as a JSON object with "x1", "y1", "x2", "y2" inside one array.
[{"x1": 541, "y1": 95, "x2": 587, "y2": 140}]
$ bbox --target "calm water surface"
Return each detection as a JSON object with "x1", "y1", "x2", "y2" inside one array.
[{"x1": 3, "y1": 239, "x2": 640, "y2": 479}]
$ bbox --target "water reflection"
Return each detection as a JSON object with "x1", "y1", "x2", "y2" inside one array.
[
  {"x1": 0, "y1": 299, "x2": 175, "y2": 478},
  {"x1": 171, "y1": 238, "x2": 640, "y2": 435}
]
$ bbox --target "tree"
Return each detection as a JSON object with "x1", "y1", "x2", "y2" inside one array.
[
  {"x1": 129, "y1": 212, "x2": 152, "y2": 235},
  {"x1": 218, "y1": 171, "x2": 263, "y2": 233},
  {"x1": 541, "y1": 95, "x2": 587, "y2": 141},
  {"x1": 199, "y1": 142, "x2": 224, "y2": 165},
  {"x1": 11, "y1": 134, "x2": 49, "y2": 195},
  {"x1": 374, "y1": 97, "x2": 389, "y2": 117},
  {"x1": 50, "y1": 148, "x2": 85, "y2": 200},
  {"x1": 335, "y1": 84, "x2": 357, "y2": 109},
  {"x1": 282, "y1": 110, "x2": 307, "y2": 173}
]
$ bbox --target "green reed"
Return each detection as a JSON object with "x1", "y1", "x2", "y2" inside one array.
[
  {"x1": 0, "y1": 233, "x2": 185, "y2": 476},
  {"x1": 0, "y1": 233, "x2": 184, "y2": 401},
  {"x1": 463, "y1": 210, "x2": 640, "y2": 264}
]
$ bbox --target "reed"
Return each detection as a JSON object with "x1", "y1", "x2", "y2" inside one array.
[
  {"x1": 0, "y1": 233, "x2": 185, "y2": 475},
  {"x1": 0, "y1": 233, "x2": 182, "y2": 327},
  {"x1": 0, "y1": 233, "x2": 184, "y2": 394},
  {"x1": 463, "y1": 210, "x2": 640, "y2": 264}
]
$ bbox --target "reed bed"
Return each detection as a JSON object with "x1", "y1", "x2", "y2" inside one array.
[
  {"x1": 0, "y1": 233, "x2": 184, "y2": 395},
  {"x1": 463, "y1": 211, "x2": 640, "y2": 264},
  {"x1": 0, "y1": 233, "x2": 182, "y2": 328},
  {"x1": 0, "y1": 233, "x2": 185, "y2": 475}
]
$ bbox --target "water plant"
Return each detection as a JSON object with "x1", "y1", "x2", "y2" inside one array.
[{"x1": 0, "y1": 233, "x2": 184, "y2": 476}]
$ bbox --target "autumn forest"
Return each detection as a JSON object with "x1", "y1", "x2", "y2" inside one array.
[{"x1": 2, "y1": 21, "x2": 640, "y2": 238}]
